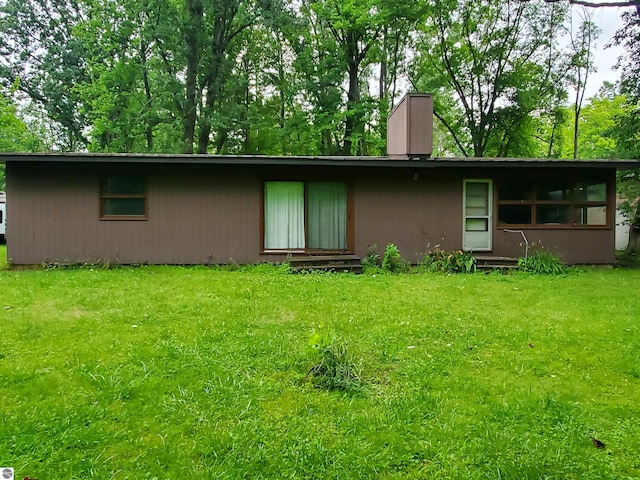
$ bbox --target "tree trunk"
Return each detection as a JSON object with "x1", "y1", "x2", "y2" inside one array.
[
  {"x1": 625, "y1": 202, "x2": 640, "y2": 253},
  {"x1": 277, "y1": 39, "x2": 287, "y2": 155},
  {"x1": 197, "y1": 50, "x2": 224, "y2": 153},
  {"x1": 626, "y1": 227, "x2": 640, "y2": 253},
  {"x1": 140, "y1": 42, "x2": 153, "y2": 152},
  {"x1": 343, "y1": 59, "x2": 361, "y2": 155},
  {"x1": 183, "y1": 0, "x2": 202, "y2": 154},
  {"x1": 573, "y1": 104, "x2": 580, "y2": 159}
]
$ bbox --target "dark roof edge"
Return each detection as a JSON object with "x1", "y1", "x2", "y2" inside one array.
[{"x1": 1, "y1": 152, "x2": 639, "y2": 169}]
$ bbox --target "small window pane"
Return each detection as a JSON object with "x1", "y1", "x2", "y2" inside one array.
[
  {"x1": 465, "y1": 218, "x2": 488, "y2": 232},
  {"x1": 498, "y1": 182, "x2": 534, "y2": 201},
  {"x1": 498, "y1": 205, "x2": 532, "y2": 225},
  {"x1": 102, "y1": 177, "x2": 146, "y2": 195},
  {"x1": 466, "y1": 182, "x2": 489, "y2": 216},
  {"x1": 574, "y1": 206, "x2": 607, "y2": 225},
  {"x1": 538, "y1": 180, "x2": 571, "y2": 201},
  {"x1": 102, "y1": 198, "x2": 146, "y2": 216},
  {"x1": 573, "y1": 182, "x2": 606, "y2": 202},
  {"x1": 537, "y1": 205, "x2": 570, "y2": 225}
]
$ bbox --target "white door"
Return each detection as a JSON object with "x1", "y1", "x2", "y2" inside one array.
[{"x1": 463, "y1": 179, "x2": 492, "y2": 251}]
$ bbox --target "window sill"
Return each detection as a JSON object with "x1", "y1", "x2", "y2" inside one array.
[
  {"x1": 100, "y1": 216, "x2": 149, "y2": 221},
  {"x1": 498, "y1": 224, "x2": 610, "y2": 230},
  {"x1": 261, "y1": 249, "x2": 351, "y2": 255}
]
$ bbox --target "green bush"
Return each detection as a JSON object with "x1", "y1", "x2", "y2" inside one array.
[
  {"x1": 381, "y1": 243, "x2": 410, "y2": 273},
  {"x1": 420, "y1": 248, "x2": 476, "y2": 273},
  {"x1": 518, "y1": 248, "x2": 566, "y2": 275},
  {"x1": 362, "y1": 244, "x2": 382, "y2": 269},
  {"x1": 615, "y1": 250, "x2": 640, "y2": 269}
]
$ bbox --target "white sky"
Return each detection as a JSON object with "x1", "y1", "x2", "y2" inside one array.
[{"x1": 574, "y1": 4, "x2": 630, "y2": 98}]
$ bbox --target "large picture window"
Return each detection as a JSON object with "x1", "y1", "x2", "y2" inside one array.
[
  {"x1": 497, "y1": 178, "x2": 609, "y2": 228},
  {"x1": 100, "y1": 176, "x2": 147, "y2": 220},
  {"x1": 264, "y1": 181, "x2": 348, "y2": 251}
]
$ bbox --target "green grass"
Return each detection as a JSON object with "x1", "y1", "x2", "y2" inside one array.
[
  {"x1": 1, "y1": 262, "x2": 639, "y2": 479},
  {"x1": 0, "y1": 244, "x2": 7, "y2": 270}
]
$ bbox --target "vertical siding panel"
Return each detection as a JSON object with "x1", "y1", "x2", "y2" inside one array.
[
  {"x1": 201, "y1": 175, "x2": 209, "y2": 264},
  {"x1": 149, "y1": 174, "x2": 159, "y2": 263},
  {"x1": 7, "y1": 162, "x2": 617, "y2": 265},
  {"x1": 209, "y1": 175, "x2": 219, "y2": 263}
]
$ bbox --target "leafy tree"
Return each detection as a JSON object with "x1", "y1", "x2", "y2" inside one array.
[
  {"x1": 0, "y1": 0, "x2": 89, "y2": 150},
  {"x1": 74, "y1": 0, "x2": 181, "y2": 152},
  {"x1": 610, "y1": 8, "x2": 640, "y2": 251},
  {"x1": 0, "y1": 92, "x2": 47, "y2": 189},
  {"x1": 567, "y1": 11, "x2": 600, "y2": 158},
  {"x1": 411, "y1": 0, "x2": 569, "y2": 157},
  {"x1": 308, "y1": 0, "x2": 384, "y2": 155},
  {"x1": 553, "y1": 82, "x2": 624, "y2": 159}
]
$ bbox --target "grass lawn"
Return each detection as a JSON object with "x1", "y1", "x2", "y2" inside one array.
[{"x1": 1, "y1": 251, "x2": 639, "y2": 479}]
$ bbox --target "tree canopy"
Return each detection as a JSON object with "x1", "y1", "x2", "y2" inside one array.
[
  {"x1": 0, "y1": 91, "x2": 48, "y2": 189},
  {"x1": 0, "y1": 0, "x2": 637, "y2": 159}
]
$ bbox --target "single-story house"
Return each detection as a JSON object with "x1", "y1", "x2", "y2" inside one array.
[{"x1": 1, "y1": 94, "x2": 638, "y2": 266}]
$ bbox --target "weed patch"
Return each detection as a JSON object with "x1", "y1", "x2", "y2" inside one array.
[
  {"x1": 419, "y1": 247, "x2": 477, "y2": 273},
  {"x1": 307, "y1": 329, "x2": 364, "y2": 392},
  {"x1": 518, "y1": 246, "x2": 567, "y2": 275},
  {"x1": 382, "y1": 243, "x2": 410, "y2": 273}
]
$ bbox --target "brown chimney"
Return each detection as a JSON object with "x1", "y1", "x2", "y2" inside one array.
[{"x1": 386, "y1": 93, "x2": 433, "y2": 158}]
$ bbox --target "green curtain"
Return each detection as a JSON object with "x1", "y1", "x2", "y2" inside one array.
[{"x1": 307, "y1": 182, "x2": 347, "y2": 249}]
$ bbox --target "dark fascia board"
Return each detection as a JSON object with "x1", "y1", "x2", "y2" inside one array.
[{"x1": 1, "y1": 152, "x2": 639, "y2": 169}]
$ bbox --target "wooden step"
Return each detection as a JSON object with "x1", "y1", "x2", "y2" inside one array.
[
  {"x1": 290, "y1": 264, "x2": 363, "y2": 274},
  {"x1": 476, "y1": 264, "x2": 519, "y2": 270},
  {"x1": 288, "y1": 254, "x2": 360, "y2": 264},
  {"x1": 474, "y1": 255, "x2": 519, "y2": 271},
  {"x1": 288, "y1": 255, "x2": 362, "y2": 274}
]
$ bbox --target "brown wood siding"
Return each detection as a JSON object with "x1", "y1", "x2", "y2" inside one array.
[
  {"x1": 493, "y1": 229, "x2": 614, "y2": 264},
  {"x1": 387, "y1": 94, "x2": 434, "y2": 157},
  {"x1": 386, "y1": 98, "x2": 407, "y2": 156},
  {"x1": 6, "y1": 162, "x2": 617, "y2": 265},
  {"x1": 7, "y1": 163, "x2": 261, "y2": 265},
  {"x1": 353, "y1": 170, "x2": 461, "y2": 263}
]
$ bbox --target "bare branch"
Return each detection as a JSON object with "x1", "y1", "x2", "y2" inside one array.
[
  {"x1": 544, "y1": 0, "x2": 639, "y2": 15},
  {"x1": 433, "y1": 108, "x2": 470, "y2": 157},
  {"x1": 545, "y1": 0, "x2": 635, "y2": 6}
]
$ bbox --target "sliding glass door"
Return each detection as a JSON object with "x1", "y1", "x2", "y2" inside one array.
[{"x1": 264, "y1": 181, "x2": 347, "y2": 251}]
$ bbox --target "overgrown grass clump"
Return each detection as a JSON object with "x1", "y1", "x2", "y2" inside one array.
[
  {"x1": 1, "y1": 258, "x2": 640, "y2": 478},
  {"x1": 307, "y1": 340, "x2": 363, "y2": 392}
]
